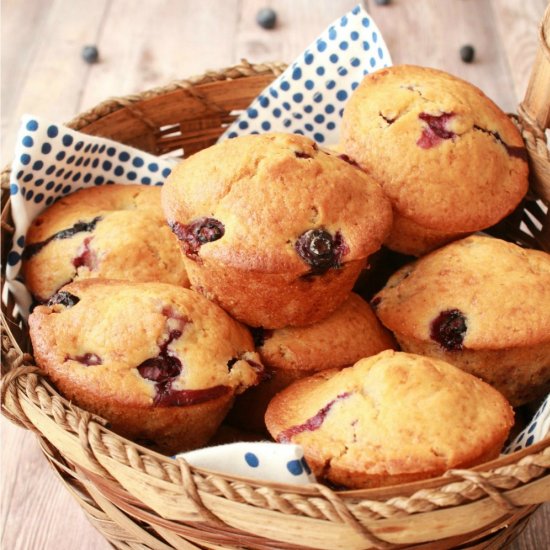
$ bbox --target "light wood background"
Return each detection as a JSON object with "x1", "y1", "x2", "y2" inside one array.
[{"x1": 1, "y1": 0, "x2": 549, "y2": 548}]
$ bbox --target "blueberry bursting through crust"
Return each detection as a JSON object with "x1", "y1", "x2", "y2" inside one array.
[
  {"x1": 169, "y1": 217, "x2": 225, "y2": 260},
  {"x1": 295, "y1": 229, "x2": 349, "y2": 274},
  {"x1": 47, "y1": 291, "x2": 80, "y2": 308},
  {"x1": 430, "y1": 309, "x2": 468, "y2": 351},
  {"x1": 136, "y1": 327, "x2": 230, "y2": 407}
]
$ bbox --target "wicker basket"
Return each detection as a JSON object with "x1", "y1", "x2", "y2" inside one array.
[{"x1": 2, "y1": 6, "x2": 550, "y2": 548}]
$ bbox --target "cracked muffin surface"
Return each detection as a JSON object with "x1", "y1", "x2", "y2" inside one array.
[
  {"x1": 341, "y1": 65, "x2": 528, "y2": 255},
  {"x1": 265, "y1": 350, "x2": 513, "y2": 489},
  {"x1": 372, "y1": 235, "x2": 550, "y2": 406},
  {"x1": 29, "y1": 280, "x2": 263, "y2": 454},
  {"x1": 162, "y1": 132, "x2": 393, "y2": 328},
  {"x1": 229, "y1": 293, "x2": 396, "y2": 432},
  {"x1": 23, "y1": 184, "x2": 189, "y2": 302}
]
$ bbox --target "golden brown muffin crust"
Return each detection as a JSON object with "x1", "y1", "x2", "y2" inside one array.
[
  {"x1": 265, "y1": 350, "x2": 513, "y2": 489},
  {"x1": 259, "y1": 293, "x2": 395, "y2": 371},
  {"x1": 162, "y1": 133, "x2": 393, "y2": 273},
  {"x1": 23, "y1": 185, "x2": 189, "y2": 301},
  {"x1": 341, "y1": 65, "x2": 528, "y2": 233},
  {"x1": 373, "y1": 235, "x2": 550, "y2": 349},
  {"x1": 29, "y1": 280, "x2": 262, "y2": 407}
]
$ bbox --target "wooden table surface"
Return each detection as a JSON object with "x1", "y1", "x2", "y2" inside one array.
[{"x1": 1, "y1": 0, "x2": 549, "y2": 548}]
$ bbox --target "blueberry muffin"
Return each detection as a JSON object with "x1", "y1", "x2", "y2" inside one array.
[
  {"x1": 372, "y1": 236, "x2": 550, "y2": 406},
  {"x1": 341, "y1": 65, "x2": 528, "y2": 255},
  {"x1": 265, "y1": 350, "x2": 513, "y2": 489},
  {"x1": 162, "y1": 133, "x2": 393, "y2": 329},
  {"x1": 28, "y1": 280, "x2": 263, "y2": 454},
  {"x1": 230, "y1": 293, "x2": 396, "y2": 432},
  {"x1": 23, "y1": 185, "x2": 189, "y2": 302}
]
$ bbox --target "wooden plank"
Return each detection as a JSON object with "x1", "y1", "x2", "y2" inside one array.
[
  {"x1": 367, "y1": 0, "x2": 519, "y2": 112},
  {"x1": 508, "y1": 503, "x2": 550, "y2": 550},
  {"x1": 0, "y1": 0, "x2": 55, "y2": 143},
  {"x1": 236, "y1": 0, "x2": 358, "y2": 63},
  {"x1": 1, "y1": 0, "x2": 110, "y2": 167},
  {"x1": 0, "y1": 419, "x2": 110, "y2": 550},
  {"x1": 78, "y1": 0, "x2": 241, "y2": 114},
  {"x1": 491, "y1": 0, "x2": 549, "y2": 104}
]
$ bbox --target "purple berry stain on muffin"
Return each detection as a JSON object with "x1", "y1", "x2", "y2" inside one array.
[
  {"x1": 66, "y1": 352, "x2": 102, "y2": 366},
  {"x1": 136, "y1": 310, "x2": 231, "y2": 407},
  {"x1": 338, "y1": 154, "x2": 361, "y2": 168},
  {"x1": 295, "y1": 151, "x2": 313, "y2": 159},
  {"x1": 48, "y1": 291, "x2": 80, "y2": 308},
  {"x1": 295, "y1": 229, "x2": 349, "y2": 273},
  {"x1": 169, "y1": 217, "x2": 225, "y2": 260},
  {"x1": 430, "y1": 309, "x2": 467, "y2": 351},
  {"x1": 417, "y1": 112, "x2": 456, "y2": 149},
  {"x1": 72, "y1": 237, "x2": 97, "y2": 269},
  {"x1": 473, "y1": 125, "x2": 528, "y2": 162},
  {"x1": 23, "y1": 216, "x2": 103, "y2": 259},
  {"x1": 277, "y1": 392, "x2": 351, "y2": 443}
]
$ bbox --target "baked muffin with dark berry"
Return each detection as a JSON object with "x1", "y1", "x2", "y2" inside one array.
[
  {"x1": 229, "y1": 293, "x2": 396, "y2": 432},
  {"x1": 29, "y1": 280, "x2": 263, "y2": 454},
  {"x1": 265, "y1": 350, "x2": 514, "y2": 489},
  {"x1": 341, "y1": 65, "x2": 528, "y2": 255},
  {"x1": 162, "y1": 133, "x2": 393, "y2": 329},
  {"x1": 372, "y1": 236, "x2": 550, "y2": 406},
  {"x1": 23, "y1": 185, "x2": 189, "y2": 302}
]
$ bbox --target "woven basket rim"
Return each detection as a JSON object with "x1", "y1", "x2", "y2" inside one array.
[{"x1": 1, "y1": 59, "x2": 549, "y2": 549}]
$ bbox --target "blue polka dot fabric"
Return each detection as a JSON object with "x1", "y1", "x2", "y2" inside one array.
[
  {"x1": 5, "y1": 115, "x2": 176, "y2": 318},
  {"x1": 221, "y1": 4, "x2": 391, "y2": 145},
  {"x1": 176, "y1": 442, "x2": 316, "y2": 484},
  {"x1": 504, "y1": 394, "x2": 550, "y2": 454}
]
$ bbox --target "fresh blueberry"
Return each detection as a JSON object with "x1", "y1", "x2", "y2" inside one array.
[
  {"x1": 459, "y1": 45, "x2": 475, "y2": 63},
  {"x1": 256, "y1": 7, "x2": 277, "y2": 29},
  {"x1": 81, "y1": 45, "x2": 99, "y2": 64}
]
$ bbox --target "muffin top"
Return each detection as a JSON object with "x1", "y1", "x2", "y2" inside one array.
[
  {"x1": 265, "y1": 350, "x2": 513, "y2": 485},
  {"x1": 256, "y1": 293, "x2": 395, "y2": 371},
  {"x1": 373, "y1": 236, "x2": 550, "y2": 350},
  {"x1": 23, "y1": 185, "x2": 189, "y2": 302},
  {"x1": 341, "y1": 65, "x2": 528, "y2": 232},
  {"x1": 29, "y1": 280, "x2": 263, "y2": 407},
  {"x1": 162, "y1": 133, "x2": 392, "y2": 273}
]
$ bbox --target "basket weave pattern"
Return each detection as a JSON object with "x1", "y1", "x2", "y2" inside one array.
[{"x1": 1, "y1": 47, "x2": 550, "y2": 550}]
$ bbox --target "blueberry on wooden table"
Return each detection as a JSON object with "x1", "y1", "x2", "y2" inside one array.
[
  {"x1": 81, "y1": 45, "x2": 99, "y2": 64},
  {"x1": 460, "y1": 44, "x2": 475, "y2": 63},
  {"x1": 256, "y1": 7, "x2": 277, "y2": 29}
]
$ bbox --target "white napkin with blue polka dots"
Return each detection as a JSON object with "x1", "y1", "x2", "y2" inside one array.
[
  {"x1": 2, "y1": 3, "x2": 548, "y2": 471},
  {"x1": 177, "y1": 442, "x2": 316, "y2": 484},
  {"x1": 505, "y1": 395, "x2": 550, "y2": 454},
  {"x1": 221, "y1": 3, "x2": 391, "y2": 144},
  {"x1": 4, "y1": 116, "x2": 176, "y2": 318}
]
